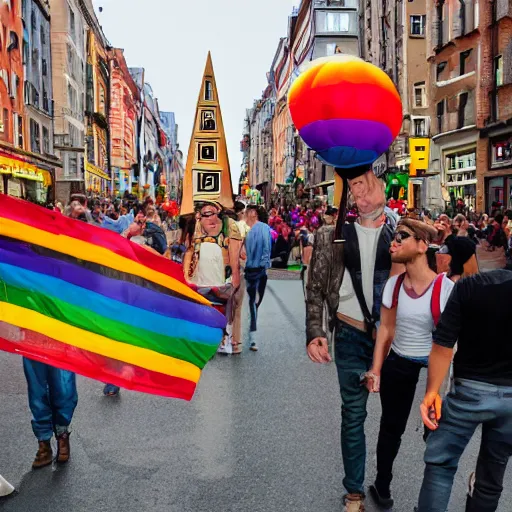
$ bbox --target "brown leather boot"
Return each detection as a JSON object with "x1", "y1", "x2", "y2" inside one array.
[
  {"x1": 32, "y1": 441, "x2": 53, "y2": 469},
  {"x1": 56, "y1": 432, "x2": 71, "y2": 464}
]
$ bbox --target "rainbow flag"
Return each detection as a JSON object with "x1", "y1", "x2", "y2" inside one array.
[{"x1": 0, "y1": 195, "x2": 226, "y2": 400}]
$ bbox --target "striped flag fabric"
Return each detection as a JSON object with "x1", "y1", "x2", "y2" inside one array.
[{"x1": 0, "y1": 195, "x2": 226, "y2": 400}]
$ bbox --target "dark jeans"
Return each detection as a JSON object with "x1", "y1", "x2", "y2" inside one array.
[
  {"x1": 375, "y1": 350, "x2": 426, "y2": 496},
  {"x1": 23, "y1": 358, "x2": 78, "y2": 441},
  {"x1": 418, "y1": 379, "x2": 512, "y2": 512},
  {"x1": 245, "y1": 268, "x2": 268, "y2": 332},
  {"x1": 334, "y1": 320, "x2": 374, "y2": 495}
]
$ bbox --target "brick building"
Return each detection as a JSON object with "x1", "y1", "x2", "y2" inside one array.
[
  {"x1": 477, "y1": 0, "x2": 512, "y2": 212},
  {"x1": 428, "y1": 0, "x2": 512, "y2": 214}
]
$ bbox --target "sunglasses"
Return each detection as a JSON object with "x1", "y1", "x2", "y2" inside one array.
[
  {"x1": 200, "y1": 211, "x2": 218, "y2": 218},
  {"x1": 393, "y1": 231, "x2": 424, "y2": 244}
]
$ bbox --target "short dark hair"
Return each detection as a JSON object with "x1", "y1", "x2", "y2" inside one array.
[{"x1": 495, "y1": 214, "x2": 504, "y2": 225}]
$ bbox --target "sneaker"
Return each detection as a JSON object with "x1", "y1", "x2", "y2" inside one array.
[
  {"x1": 56, "y1": 432, "x2": 71, "y2": 464},
  {"x1": 249, "y1": 342, "x2": 258, "y2": 352},
  {"x1": 369, "y1": 484, "x2": 394, "y2": 509},
  {"x1": 103, "y1": 384, "x2": 120, "y2": 396},
  {"x1": 343, "y1": 493, "x2": 365, "y2": 512},
  {"x1": 32, "y1": 440, "x2": 53, "y2": 469}
]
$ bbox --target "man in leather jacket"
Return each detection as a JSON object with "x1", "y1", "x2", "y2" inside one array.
[{"x1": 306, "y1": 170, "x2": 401, "y2": 512}]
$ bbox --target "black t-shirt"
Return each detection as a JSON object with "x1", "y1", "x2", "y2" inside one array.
[{"x1": 433, "y1": 269, "x2": 512, "y2": 386}]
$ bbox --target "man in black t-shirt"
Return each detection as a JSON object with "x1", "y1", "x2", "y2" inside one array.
[{"x1": 417, "y1": 270, "x2": 512, "y2": 512}]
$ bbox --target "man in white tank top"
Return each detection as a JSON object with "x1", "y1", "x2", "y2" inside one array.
[{"x1": 364, "y1": 219, "x2": 454, "y2": 509}]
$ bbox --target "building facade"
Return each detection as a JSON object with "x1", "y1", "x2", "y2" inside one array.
[
  {"x1": 109, "y1": 47, "x2": 138, "y2": 197},
  {"x1": 21, "y1": 0, "x2": 60, "y2": 203},
  {"x1": 159, "y1": 111, "x2": 181, "y2": 200},
  {"x1": 84, "y1": 13, "x2": 110, "y2": 196},
  {"x1": 477, "y1": 0, "x2": 512, "y2": 212},
  {"x1": 50, "y1": 0, "x2": 86, "y2": 202}
]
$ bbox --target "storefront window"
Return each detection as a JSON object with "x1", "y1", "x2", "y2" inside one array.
[
  {"x1": 491, "y1": 136, "x2": 512, "y2": 168},
  {"x1": 487, "y1": 177, "x2": 504, "y2": 211}
]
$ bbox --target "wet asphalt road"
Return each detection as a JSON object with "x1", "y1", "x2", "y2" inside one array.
[{"x1": 0, "y1": 278, "x2": 510, "y2": 512}]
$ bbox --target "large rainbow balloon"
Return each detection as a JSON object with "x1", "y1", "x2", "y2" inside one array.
[{"x1": 288, "y1": 55, "x2": 403, "y2": 169}]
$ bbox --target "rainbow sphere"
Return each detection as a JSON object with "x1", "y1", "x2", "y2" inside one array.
[{"x1": 288, "y1": 55, "x2": 403, "y2": 169}]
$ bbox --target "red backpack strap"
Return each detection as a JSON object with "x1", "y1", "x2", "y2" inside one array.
[
  {"x1": 391, "y1": 273, "x2": 406, "y2": 309},
  {"x1": 431, "y1": 273, "x2": 445, "y2": 327}
]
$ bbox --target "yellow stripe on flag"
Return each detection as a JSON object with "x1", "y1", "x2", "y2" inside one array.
[
  {"x1": 0, "y1": 302, "x2": 201, "y2": 383},
  {"x1": 0, "y1": 218, "x2": 209, "y2": 305}
]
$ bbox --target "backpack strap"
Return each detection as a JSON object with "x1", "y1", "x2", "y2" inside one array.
[
  {"x1": 431, "y1": 273, "x2": 445, "y2": 327},
  {"x1": 391, "y1": 273, "x2": 406, "y2": 309}
]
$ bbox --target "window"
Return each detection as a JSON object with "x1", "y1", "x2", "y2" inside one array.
[
  {"x1": 437, "y1": 100, "x2": 445, "y2": 133},
  {"x1": 99, "y1": 85, "x2": 106, "y2": 114},
  {"x1": 69, "y1": 6, "x2": 75, "y2": 42},
  {"x1": 413, "y1": 82, "x2": 427, "y2": 108},
  {"x1": 40, "y1": 26, "x2": 45, "y2": 45},
  {"x1": 459, "y1": 0, "x2": 466, "y2": 35},
  {"x1": 199, "y1": 143, "x2": 216, "y2": 161},
  {"x1": 204, "y1": 81, "x2": 213, "y2": 101},
  {"x1": 31, "y1": 10, "x2": 36, "y2": 33},
  {"x1": 42, "y1": 58, "x2": 47, "y2": 76},
  {"x1": 8, "y1": 31, "x2": 19, "y2": 51},
  {"x1": 410, "y1": 15, "x2": 426, "y2": 36},
  {"x1": 17, "y1": 115, "x2": 22, "y2": 147},
  {"x1": 2, "y1": 108, "x2": 9, "y2": 138},
  {"x1": 413, "y1": 118, "x2": 428, "y2": 137},
  {"x1": 492, "y1": 138, "x2": 512, "y2": 167},
  {"x1": 495, "y1": 55, "x2": 503, "y2": 86},
  {"x1": 460, "y1": 49, "x2": 472, "y2": 75},
  {"x1": 43, "y1": 126, "x2": 49, "y2": 154},
  {"x1": 437, "y1": 0, "x2": 445, "y2": 46},
  {"x1": 0, "y1": 107, "x2": 4, "y2": 133},
  {"x1": 436, "y1": 61, "x2": 447, "y2": 80},
  {"x1": 42, "y1": 86, "x2": 49, "y2": 112},
  {"x1": 415, "y1": 146, "x2": 426, "y2": 152},
  {"x1": 325, "y1": 12, "x2": 350, "y2": 32},
  {"x1": 457, "y1": 92, "x2": 468, "y2": 129},
  {"x1": 30, "y1": 119, "x2": 40, "y2": 153}
]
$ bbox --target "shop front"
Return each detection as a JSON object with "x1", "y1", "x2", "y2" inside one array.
[
  {"x1": 0, "y1": 152, "x2": 54, "y2": 205},
  {"x1": 484, "y1": 133, "x2": 512, "y2": 212},
  {"x1": 443, "y1": 146, "x2": 477, "y2": 211},
  {"x1": 85, "y1": 162, "x2": 111, "y2": 196}
]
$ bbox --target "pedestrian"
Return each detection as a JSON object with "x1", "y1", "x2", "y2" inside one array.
[
  {"x1": 23, "y1": 358, "x2": 78, "y2": 468},
  {"x1": 244, "y1": 205, "x2": 272, "y2": 352},
  {"x1": 183, "y1": 201, "x2": 242, "y2": 353},
  {"x1": 306, "y1": 169, "x2": 398, "y2": 512},
  {"x1": 364, "y1": 219, "x2": 454, "y2": 509},
  {"x1": 417, "y1": 270, "x2": 512, "y2": 512}
]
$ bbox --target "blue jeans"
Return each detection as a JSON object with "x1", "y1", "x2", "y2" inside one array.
[
  {"x1": 418, "y1": 379, "x2": 512, "y2": 512},
  {"x1": 334, "y1": 321, "x2": 374, "y2": 495},
  {"x1": 245, "y1": 268, "x2": 268, "y2": 332},
  {"x1": 23, "y1": 358, "x2": 78, "y2": 442}
]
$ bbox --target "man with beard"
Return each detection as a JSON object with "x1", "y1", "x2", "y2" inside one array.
[
  {"x1": 306, "y1": 170, "x2": 401, "y2": 512},
  {"x1": 364, "y1": 219, "x2": 454, "y2": 508}
]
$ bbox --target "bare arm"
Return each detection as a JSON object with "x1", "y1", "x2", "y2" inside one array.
[
  {"x1": 229, "y1": 239, "x2": 242, "y2": 289},
  {"x1": 366, "y1": 305, "x2": 396, "y2": 392}
]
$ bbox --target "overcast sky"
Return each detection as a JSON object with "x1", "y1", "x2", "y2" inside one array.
[{"x1": 92, "y1": 0, "x2": 298, "y2": 186}]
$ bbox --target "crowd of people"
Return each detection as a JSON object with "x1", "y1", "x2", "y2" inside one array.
[{"x1": 2, "y1": 181, "x2": 511, "y2": 511}]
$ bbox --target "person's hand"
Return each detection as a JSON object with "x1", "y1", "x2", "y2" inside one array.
[
  {"x1": 420, "y1": 392, "x2": 442, "y2": 431},
  {"x1": 307, "y1": 337, "x2": 331, "y2": 364},
  {"x1": 231, "y1": 273, "x2": 240, "y2": 290},
  {"x1": 363, "y1": 370, "x2": 381, "y2": 393}
]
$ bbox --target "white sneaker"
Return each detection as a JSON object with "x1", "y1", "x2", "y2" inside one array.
[
  {"x1": 217, "y1": 334, "x2": 233, "y2": 355},
  {"x1": 0, "y1": 475, "x2": 15, "y2": 497}
]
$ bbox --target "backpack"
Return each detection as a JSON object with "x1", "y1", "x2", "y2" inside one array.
[
  {"x1": 143, "y1": 222, "x2": 167, "y2": 255},
  {"x1": 391, "y1": 273, "x2": 445, "y2": 327}
]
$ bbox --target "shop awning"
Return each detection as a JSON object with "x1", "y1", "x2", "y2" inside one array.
[
  {"x1": 0, "y1": 154, "x2": 52, "y2": 186},
  {"x1": 85, "y1": 162, "x2": 110, "y2": 181}
]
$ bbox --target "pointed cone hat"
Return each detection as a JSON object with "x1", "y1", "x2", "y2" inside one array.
[{"x1": 180, "y1": 52, "x2": 234, "y2": 215}]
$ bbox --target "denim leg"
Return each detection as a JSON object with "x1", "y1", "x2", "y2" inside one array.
[
  {"x1": 256, "y1": 274, "x2": 268, "y2": 308},
  {"x1": 417, "y1": 388, "x2": 482, "y2": 512},
  {"x1": 23, "y1": 358, "x2": 54, "y2": 441},
  {"x1": 246, "y1": 276, "x2": 258, "y2": 332},
  {"x1": 47, "y1": 366, "x2": 78, "y2": 433},
  {"x1": 376, "y1": 351, "x2": 423, "y2": 496},
  {"x1": 467, "y1": 408, "x2": 512, "y2": 512},
  {"x1": 335, "y1": 324, "x2": 373, "y2": 495}
]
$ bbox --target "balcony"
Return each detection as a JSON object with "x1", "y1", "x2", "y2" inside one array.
[
  {"x1": 315, "y1": 10, "x2": 359, "y2": 36},
  {"x1": 314, "y1": 0, "x2": 358, "y2": 9}
]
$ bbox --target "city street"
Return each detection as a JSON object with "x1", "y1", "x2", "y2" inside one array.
[{"x1": 0, "y1": 277, "x2": 510, "y2": 512}]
